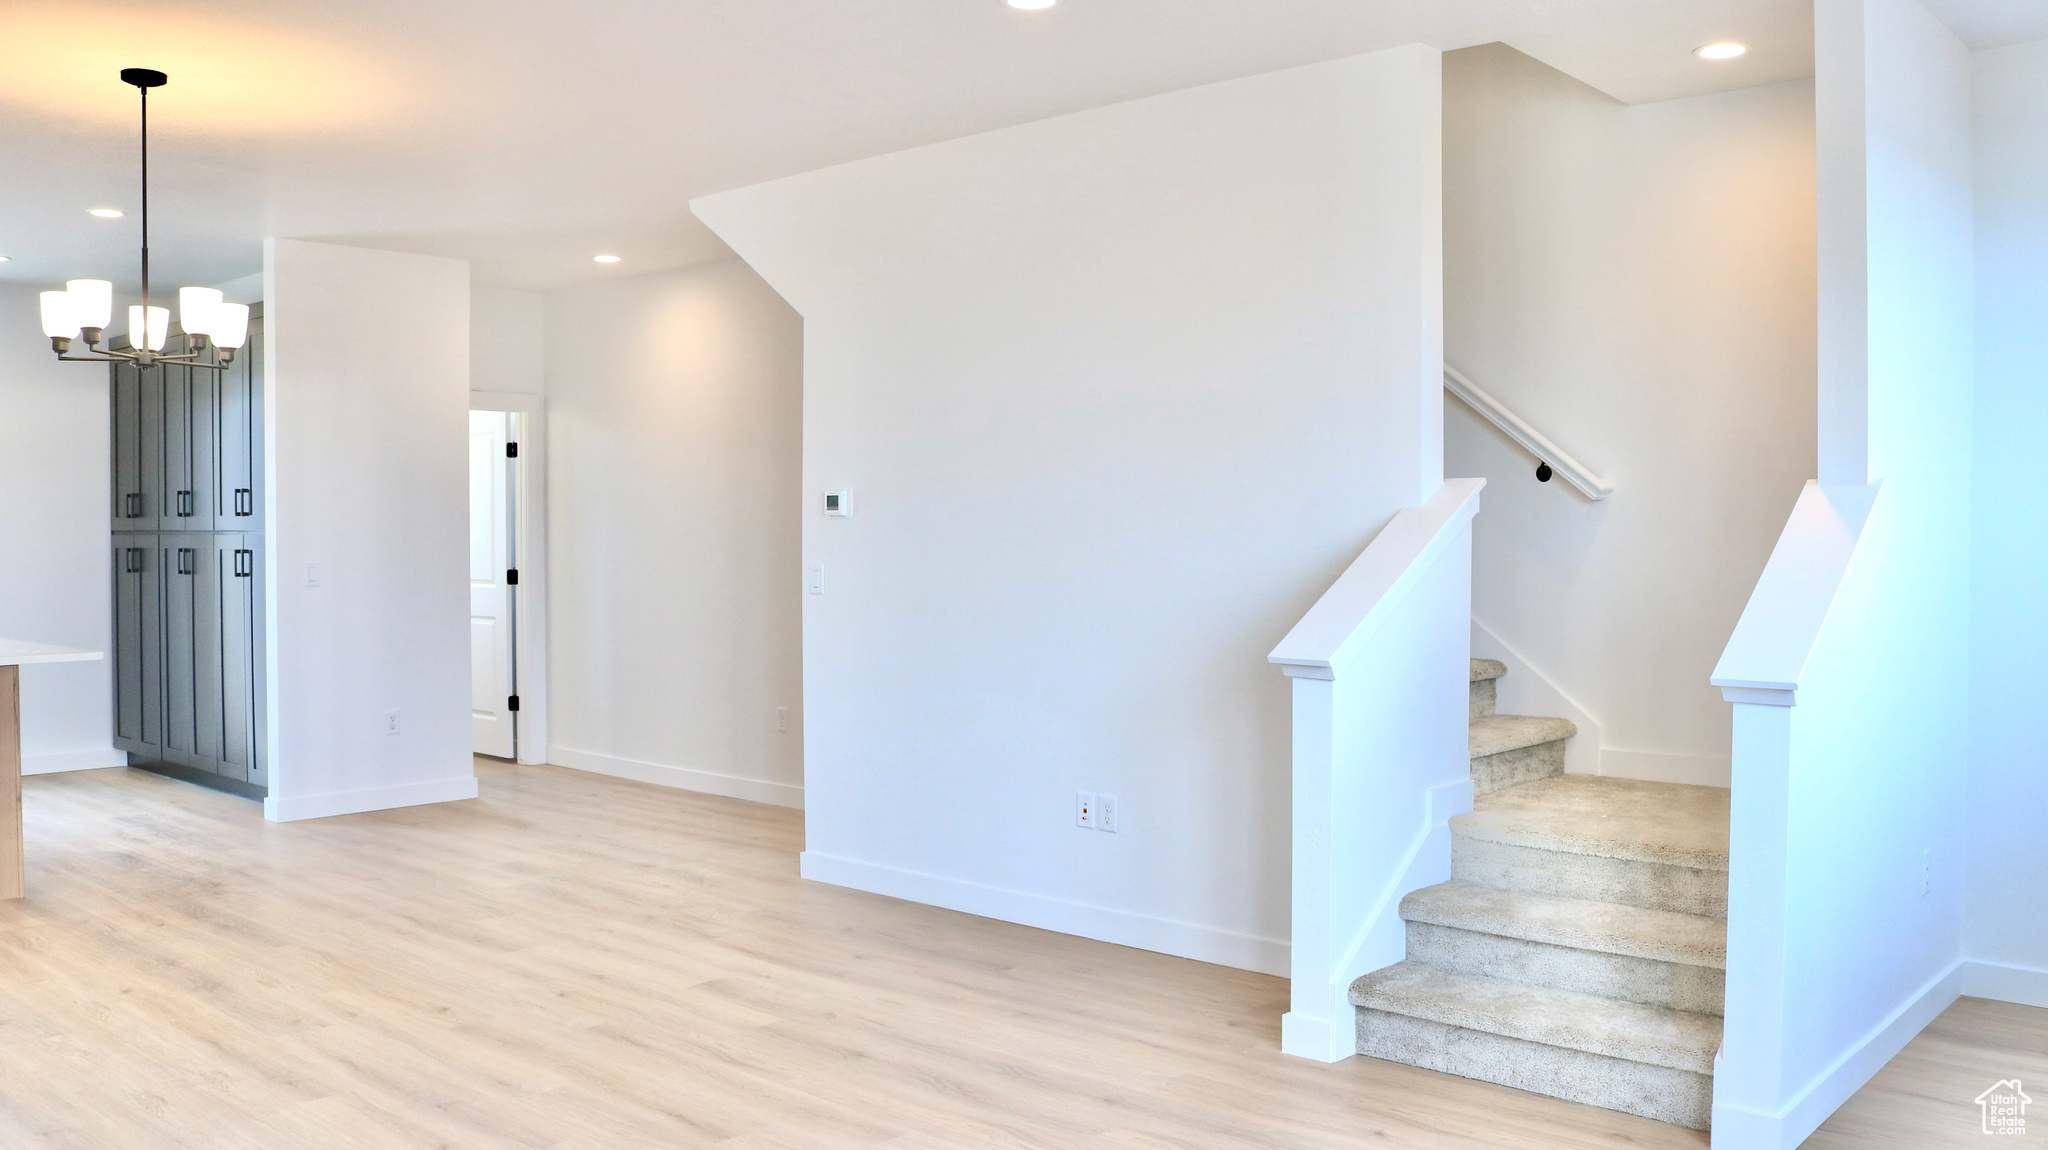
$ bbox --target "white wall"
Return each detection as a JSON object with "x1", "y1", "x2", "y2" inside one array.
[
  {"x1": 1712, "y1": 0, "x2": 1975, "y2": 1143},
  {"x1": 1965, "y1": 34, "x2": 2048, "y2": 1007},
  {"x1": 471, "y1": 288, "x2": 545, "y2": 397},
  {"x1": 541, "y1": 260, "x2": 804, "y2": 806},
  {"x1": 264, "y1": 239, "x2": 476, "y2": 820},
  {"x1": 1444, "y1": 45, "x2": 1817, "y2": 787},
  {"x1": 694, "y1": 45, "x2": 1444, "y2": 974},
  {"x1": 0, "y1": 285, "x2": 122, "y2": 774}
]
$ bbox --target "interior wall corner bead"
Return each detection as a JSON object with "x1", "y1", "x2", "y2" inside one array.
[
  {"x1": 36, "y1": 69, "x2": 250, "y2": 372},
  {"x1": 1442, "y1": 364, "x2": 1614, "y2": 501}
]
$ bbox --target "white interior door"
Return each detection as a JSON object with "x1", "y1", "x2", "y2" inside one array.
[{"x1": 470, "y1": 410, "x2": 516, "y2": 757}]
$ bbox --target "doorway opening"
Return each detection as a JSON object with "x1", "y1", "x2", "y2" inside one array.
[{"x1": 470, "y1": 410, "x2": 521, "y2": 759}]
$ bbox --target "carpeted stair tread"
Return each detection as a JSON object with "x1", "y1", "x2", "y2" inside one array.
[
  {"x1": 1469, "y1": 658, "x2": 1507, "y2": 683},
  {"x1": 1469, "y1": 714, "x2": 1577, "y2": 759},
  {"x1": 1350, "y1": 962, "x2": 1721, "y2": 1075},
  {"x1": 1453, "y1": 775, "x2": 1730, "y2": 871},
  {"x1": 1400, "y1": 881, "x2": 1725, "y2": 969}
]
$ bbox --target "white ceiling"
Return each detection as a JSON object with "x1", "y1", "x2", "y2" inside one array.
[{"x1": 0, "y1": 0, "x2": 2017, "y2": 296}]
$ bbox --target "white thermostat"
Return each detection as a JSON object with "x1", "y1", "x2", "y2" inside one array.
[{"x1": 824, "y1": 490, "x2": 854, "y2": 517}]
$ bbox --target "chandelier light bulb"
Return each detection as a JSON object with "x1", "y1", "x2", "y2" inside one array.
[
  {"x1": 129, "y1": 305, "x2": 170, "y2": 353},
  {"x1": 40, "y1": 292, "x2": 80, "y2": 339},
  {"x1": 211, "y1": 303, "x2": 251, "y2": 351},
  {"x1": 66, "y1": 280, "x2": 114, "y2": 330},
  {"x1": 179, "y1": 286, "x2": 224, "y2": 338}
]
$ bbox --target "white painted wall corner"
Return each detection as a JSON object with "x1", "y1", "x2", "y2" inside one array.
[
  {"x1": 799, "y1": 849, "x2": 1286, "y2": 976},
  {"x1": 548, "y1": 745, "x2": 803, "y2": 809},
  {"x1": 22, "y1": 747, "x2": 129, "y2": 776}
]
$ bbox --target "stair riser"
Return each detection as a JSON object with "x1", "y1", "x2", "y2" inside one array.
[
  {"x1": 1355, "y1": 1010, "x2": 1712, "y2": 1130},
  {"x1": 1405, "y1": 922, "x2": 1725, "y2": 1016},
  {"x1": 1469, "y1": 677, "x2": 1496, "y2": 720},
  {"x1": 1470, "y1": 741, "x2": 1563, "y2": 795},
  {"x1": 1452, "y1": 837, "x2": 1728, "y2": 919}
]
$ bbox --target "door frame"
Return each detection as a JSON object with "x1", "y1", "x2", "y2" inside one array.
[{"x1": 469, "y1": 392, "x2": 548, "y2": 765}]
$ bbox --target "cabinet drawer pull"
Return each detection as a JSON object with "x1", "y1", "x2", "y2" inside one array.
[
  {"x1": 235, "y1": 488, "x2": 253, "y2": 516},
  {"x1": 125, "y1": 548, "x2": 144, "y2": 574},
  {"x1": 234, "y1": 549, "x2": 254, "y2": 578},
  {"x1": 176, "y1": 548, "x2": 195, "y2": 575},
  {"x1": 176, "y1": 490, "x2": 194, "y2": 517},
  {"x1": 125, "y1": 493, "x2": 143, "y2": 518}
]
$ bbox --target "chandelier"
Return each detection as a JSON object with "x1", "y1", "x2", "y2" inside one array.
[{"x1": 38, "y1": 68, "x2": 248, "y2": 371}]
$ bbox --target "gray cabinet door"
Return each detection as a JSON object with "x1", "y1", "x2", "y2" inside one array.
[
  {"x1": 111, "y1": 364, "x2": 152, "y2": 531},
  {"x1": 131, "y1": 362, "x2": 169, "y2": 531},
  {"x1": 159, "y1": 357, "x2": 212, "y2": 533},
  {"x1": 159, "y1": 534, "x2": 208, "y2": 769},
  {"x1": 216, "y1": 535, "x2": 261, "y2": 785},
  {"x1": 215, "y1": 346, "x2": 260, "y2": 530},
  {"x1": 186, "y1": 364, "x2": 220, "y2": 534},
  {"x1": 111, "y1": 537, "x2": 162, "y2": 760}
]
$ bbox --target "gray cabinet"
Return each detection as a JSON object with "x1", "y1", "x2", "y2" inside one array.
[
  {"x1": 111, "y1": 538, "x2": 162, "y2": 762},
  {"x1": 110, "y1": 319, "x2": 266, "y2": 795}
]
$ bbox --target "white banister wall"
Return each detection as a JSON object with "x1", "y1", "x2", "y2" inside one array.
[
  {"x1": 1708, "y1": 0, "x2": 1975, "y2": 1143},
  {"x1": 1272, "y1": 477, "x2": 1482, "y2": 1062}
]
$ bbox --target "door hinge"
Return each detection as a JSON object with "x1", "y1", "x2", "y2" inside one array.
[
  {"x1": 506, "y1": 442, "x2": 519, "y2": 458},
  {"x1": 506, "y1": 568, "x2": 519, "y2": 585},
  {"x1": 507, "y1": 695, "x2": 520, "y2": 712}
]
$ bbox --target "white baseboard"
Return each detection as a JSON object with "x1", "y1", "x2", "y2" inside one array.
[
  {"x1": 22, "y1": 747, "x2": 130, "y2": 775},
  {"x1": 265, "y1": 775, "x2": 480, "y2": 822},
  {"x1": 548, "y1": 745, "x2": 803, "y2": 810},
  {"x1": 1962, "y1": 959, "x2": 2048, "y2": 1009},
  {"x1": 1600, "y1": 747, "x2": 1731, "y2": 788},
  {"x1": 799, "y1": 850, "x2": 1288, "y2": 977},
  {"x1": 1711, "y1": 960, "x2": 1962, "y2": 1149},
  {"x1": 1471, "y1": 616, "x2": 1604, "y2": 776}
]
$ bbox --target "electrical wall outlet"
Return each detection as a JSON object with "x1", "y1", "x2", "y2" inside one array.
[
  {"x1": 306, "y1": 563, "x2": 320, "y2": 587},
  {"x1": 1075, "y1": 791, "x2": 1095, "y2": 829},
  {"x1": 775, "y1": 706, "x2": 789, "y2": 733},
  {"x1": 1922, "y1": 847, "x2": 1933, "y2": 896},
  {"x1": 1096, "y1": 794, "x2": 1118, "y2": 834},
  {"x1": 808, "y1": 563, "x2": 824, "y2": 595},
  {"x1": 385, "y1": 710, "x2": 400, "y2": 735}
]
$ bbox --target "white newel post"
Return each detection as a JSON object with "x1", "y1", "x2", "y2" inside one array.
[{"x1": 1281, "y1": 666, "x2": 1347, "y2": 1061}]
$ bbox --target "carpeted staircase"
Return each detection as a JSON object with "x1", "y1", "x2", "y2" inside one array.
[{"x1": 1348, "y1": 659, "x2": 1731, "y2": 1130}]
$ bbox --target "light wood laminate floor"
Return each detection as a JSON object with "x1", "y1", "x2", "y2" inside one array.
[{"x1": 0, "y1": 760, "x2": 2032, "y2": 1148}]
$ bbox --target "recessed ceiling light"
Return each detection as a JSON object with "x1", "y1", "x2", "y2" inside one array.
[
  {"x1": 593, "y1": 254, "x2": 621, "y2": 263},
  {"x1": 88, "y1": 207, "x2": 125, "y2": 218},
  {"x1": 1695, "y1": 42, "x2": 1748, "y2": 60},
  {"x1": 1008, "y1": 0, "x2": 1057, "y2": 9},
  {"x1": 0, "y1": 255, "x2": 10, "y2": 263}
]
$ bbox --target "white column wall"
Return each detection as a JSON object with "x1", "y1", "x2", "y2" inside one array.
[
  {"x1": 1964, "y1": 34, "x2": 2048, "y2": 1007},
  {"x1": 263, "y1": 239, "x2": 476, "y2": 820}
]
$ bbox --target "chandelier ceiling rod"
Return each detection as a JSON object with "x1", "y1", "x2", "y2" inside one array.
[
  {"x1": 38, "y1": 68, "x2": 249, "y2": 372},
  {"x1": 138, "y1": 68, "x2": 151, "y2": 327}
]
